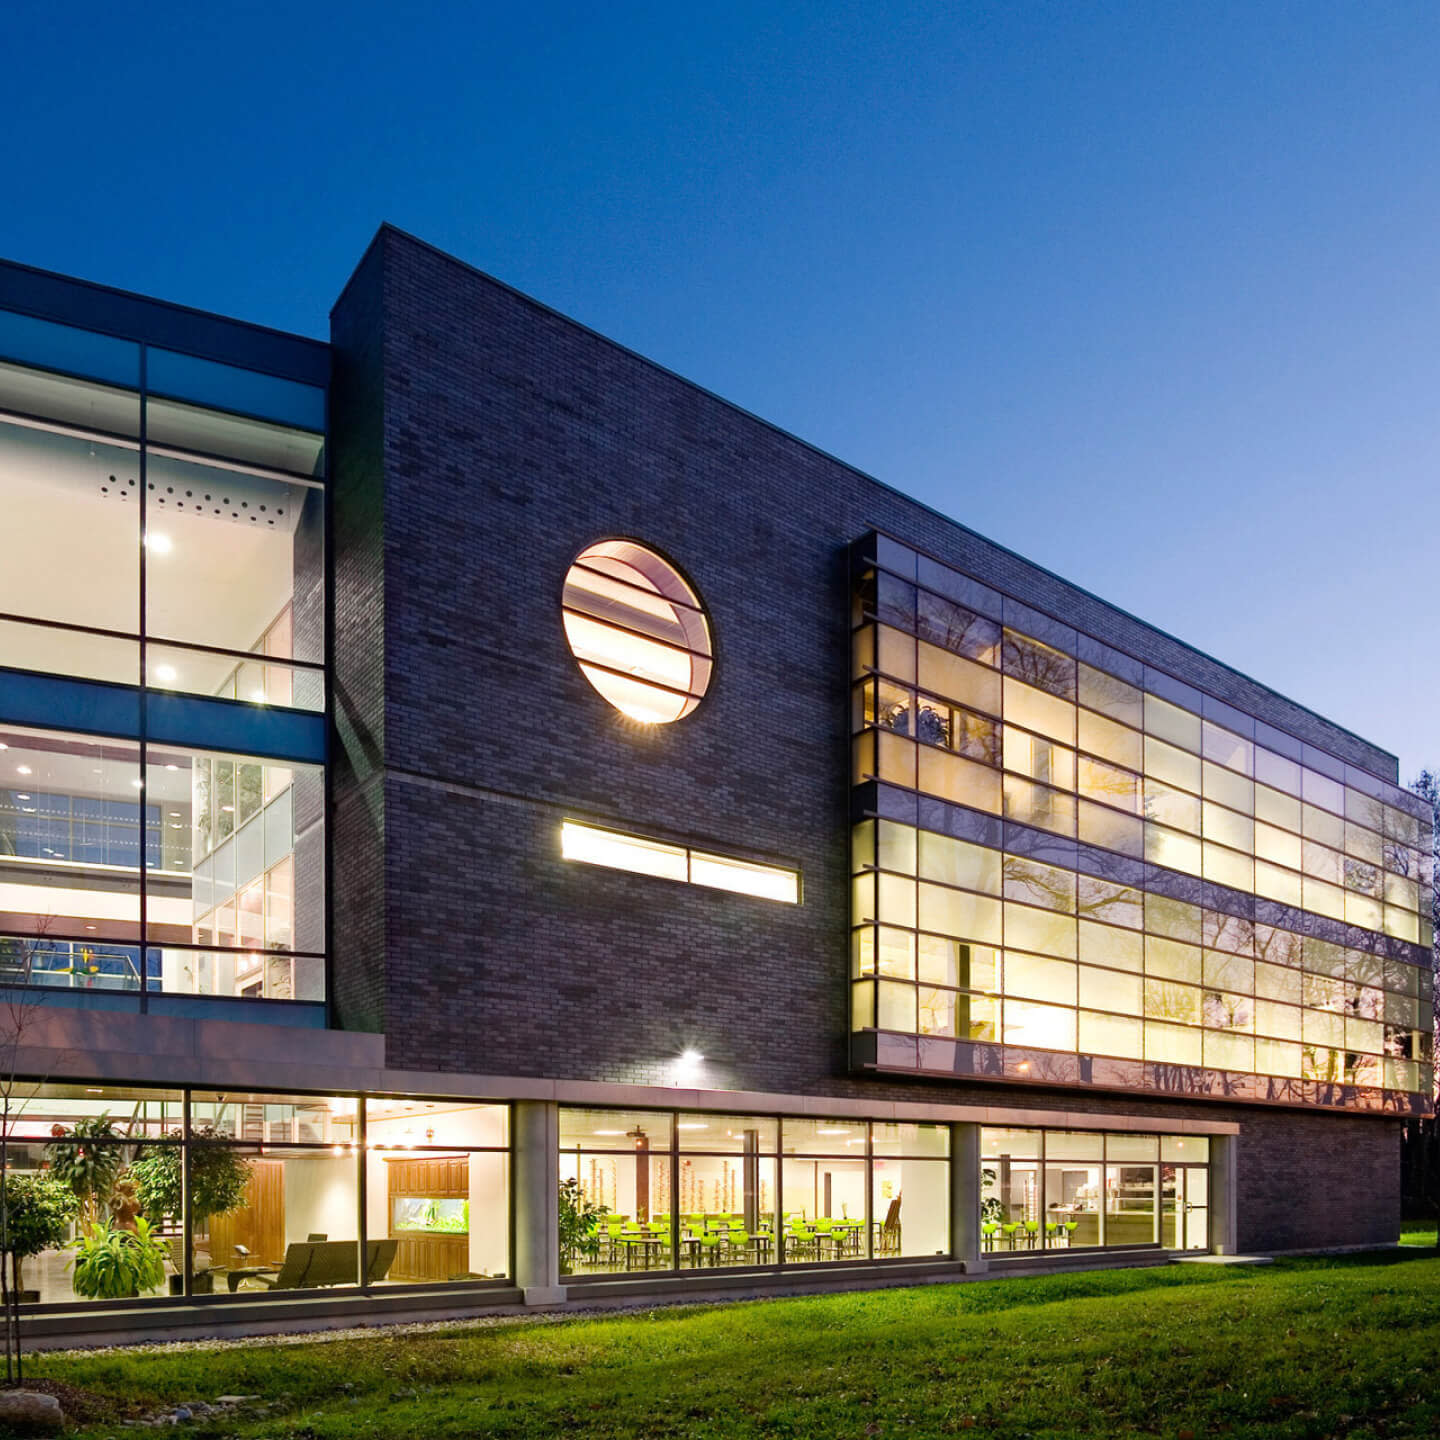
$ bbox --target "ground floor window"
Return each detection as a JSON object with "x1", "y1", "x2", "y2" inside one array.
[
  {"x1": 559, "y1": 1107, "x2": 950, "y2": 1275},
  {"x1": 0, "y1": 1084, "x2": 509, "y2": 1304},
  {"x1": 980, "y1": 1128, "x2": 1209, "y2": 1253}
]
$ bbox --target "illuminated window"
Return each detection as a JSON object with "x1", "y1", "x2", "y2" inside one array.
[
  {"x1": 561, "y1": 821, "x2": 799, "y2": 903},
  {"x1": 562, "y1": 540, "x2": 712, "y2": 723}
]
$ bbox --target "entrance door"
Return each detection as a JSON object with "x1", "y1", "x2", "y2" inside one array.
[{"x1": 1161, "y1": 1165, "x2": 1209, "y2": 1250}]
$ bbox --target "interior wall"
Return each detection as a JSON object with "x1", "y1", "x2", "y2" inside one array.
[{"x1": 282, "y1": 1153, "x2": 357, "y2": 1245}]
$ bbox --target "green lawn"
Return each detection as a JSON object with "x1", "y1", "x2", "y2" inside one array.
[
  {"x1": 20, "y1": 1253, "x2": 1440, "y2": 1439},
  {"x1": 1400, "y1": 1220, "x2": 1438, "y2": 1247}
]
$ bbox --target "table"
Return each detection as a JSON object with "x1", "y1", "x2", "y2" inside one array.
[
  {"x1": 226, "y1": 1265, "x2": 279, "y2": 1293},
  {"x1": 615, "y1": 1235, "x2": 668, "y2": 1271}
]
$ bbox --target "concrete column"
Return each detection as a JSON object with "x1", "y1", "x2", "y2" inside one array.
[
  {"x1": 950, "y1": 1122, "x2": 987, "y2": 1273},
  {"x1": 512, "y1": 1100, "x2": 566, "y2": 1304},
  {"x1": 1208, "y1": 1133, "x2": 1239, "y2": 1255}
]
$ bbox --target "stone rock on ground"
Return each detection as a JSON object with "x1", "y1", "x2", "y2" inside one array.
[{"x1": 0, "y1": 1390, "x2": 63, "y2": 1434}]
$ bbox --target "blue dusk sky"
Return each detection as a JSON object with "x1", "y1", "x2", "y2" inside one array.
[{"x1": 7, "y1": 2, "x2": 1436, "y2": 777}]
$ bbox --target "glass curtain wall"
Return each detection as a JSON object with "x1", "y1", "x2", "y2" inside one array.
[
  {"x1": 0, "y1": 1084, "x2": 509, "y2": 1306},
  {"x1": 981, "y1": 1127, "x2": 1209, "y2": 1253},
  {"x1": 0, "y1": 726, "x2": 323, "y2": 1003},
  {"x1": 0, "y1": 317, "x2": 328, "y2": 1010},
  {"x1": 851, "y1": 539, "x2": 1435, "y2": 1109},
  {"x1": 559, "y1": 1107, "x2": 950, "y2": 1276}
]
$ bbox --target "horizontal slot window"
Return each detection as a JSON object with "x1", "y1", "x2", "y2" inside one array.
[{"x1": 561, "y1": 821, "x2": 798, "y2": 904}]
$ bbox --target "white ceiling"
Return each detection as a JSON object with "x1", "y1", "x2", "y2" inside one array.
[{"x1": 0, "y1": 415, "x2": 310, "y2": 665}]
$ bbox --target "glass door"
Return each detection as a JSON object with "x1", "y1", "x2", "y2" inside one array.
[{"x1": 1161, "y1": 1164, "x2": 1209, "y2": 1250}]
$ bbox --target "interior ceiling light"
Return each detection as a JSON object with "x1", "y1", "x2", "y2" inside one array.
[
  {"x1": 155, "y1": 665, "x2": 178, "y2": 683},
  {"x1": 144, "y1": 532, "x2": 172, "y2": 554},
  {"x1": 16, "y1": 766, "x2": 31, "y2": 776},
  {"x1": 561, "y1": 539, "x2": 712, "y2": 723}
]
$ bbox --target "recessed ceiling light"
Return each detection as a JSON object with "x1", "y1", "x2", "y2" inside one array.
[
  {"x1": 131, "y1": 779, "x2": 144, "y2": 790},
  {"x1": 15, "y1": 794, "x2": 28, "y2": 801},
  {"x1": 145, "y1": 533, "x2": 173, "y2": 554},
  {"x1": 164, "y1": 763, "x2": 179, "y2": 772},
  {"x1": 220, "y1": 804, "x2": 234, "y2": 813},
  {"x1": 155, "y1": 665, "x2": 177, "y2": 683},
  {"x1": 16, "y1": 766, "x2": 31, "y2": 776},
  {"x1": 249, "y1": 689, "x2": 267, "y2": 704},
  {"x1": 0, "y1": 743, "x2": 7, "y2": 751}
]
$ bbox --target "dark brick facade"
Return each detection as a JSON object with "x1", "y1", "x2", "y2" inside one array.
[{"x1": 329, "y1": 226, "x2": 1404, "y2": 1251}]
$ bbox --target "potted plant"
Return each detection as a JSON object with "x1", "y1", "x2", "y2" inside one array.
[
  {"x1": 44, "y1": 1114, "x2": 125, "y2": 1226},
  {"x1": 131, "y1": 1128, "x2": 251, "y2": 1294},
  {"x1": 69, "y1": 1217, "x2": 168, "y2": 1300},
  {"x1": 0, "y1": 1174, "x2": 77, "y2": 1303},
  {"x1": 558, "y1": 1177, "x2": 606, "y2": 1273}
]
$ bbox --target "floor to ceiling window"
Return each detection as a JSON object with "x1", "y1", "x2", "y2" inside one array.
[{"x1": 0, "y1": 310, "x2": 328, "y2": 1014}]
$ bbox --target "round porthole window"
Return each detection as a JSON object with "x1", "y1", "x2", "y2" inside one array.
[{"x1": 562, "y1": 540, "x2": 713, "y2": 723}]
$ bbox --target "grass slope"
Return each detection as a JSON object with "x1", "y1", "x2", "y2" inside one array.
[{"x1": 22, "y1": 1254, "x2": 1440, "y2": 1439}]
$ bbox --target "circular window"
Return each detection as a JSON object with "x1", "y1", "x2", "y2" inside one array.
[{"x1": 562, "y1": 540, "x2": 713, "y2": 723}]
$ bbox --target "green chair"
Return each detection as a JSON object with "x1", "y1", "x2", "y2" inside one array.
[
  {"x1": 1023, "y1": 1221, "x2": 1040, "y2": 1249},
  {"x1": 696, "y1": 1232, "x2": 723, "y2": 1266},
  {"x1": 981, "y1": 1222, "x2": 999, "y2": 1251},
  {"x1": 1001, "y1": 1222, "x2": 1020, "y2": 1249},
  {"x1": 1064, "y1": 1221, "x2": 1079, "y2": 1246},
  {"x1": 1044, "y1": 1221, "x2": 1059, "y2": 1246}
]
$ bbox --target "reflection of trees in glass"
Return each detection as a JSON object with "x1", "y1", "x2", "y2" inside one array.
[
  {"x1": 1001, "y1": 630, "x2": 1076, "y2": 700},
  {"x1": 1201, "y1": 991, "x2": 1252, "y2": 1032},
  {"x1": 918, "y1": 592, "x2": 999, "y2": 665},
  {"x1": 1345, "y1": 858, "x2": 1381, "y2": 896},
  {"x1": 1076, "y1": 876, "x2": 1143, "y2": 928},
  {"x1": 1002, "y1": 856, "x2": 1076, "y2": 914},
  {"x1": 1203, "y1": 912, "x2": 1254, "y2": 955}
]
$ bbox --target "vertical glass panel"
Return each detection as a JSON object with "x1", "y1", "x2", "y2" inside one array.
[
  {"x1": 0, "y1": 727, "x2": 142, "y2": 960},
  {"x1": 559, "y1": 1108, "x2": 675, "y2": 1275},
  {"x1": 0, "y1": 412, "x2": 140, "y2": 637},
  {"x1": 1044, "y1": 1140, "x2": 1103, "y2": 1249},
  {"x1": 149, "y1": 745, "x2": 323, "y2": 998},
  {"x1": 206, "y1": 1143, "x2": 361, "y2": 1292},
  {"x1": 781, "y1": 1158, "x2": 868, "y2": 1261},
  {"x1": 144, "y1": 443, "x2": 324, "y2": 662},
  {"x1": 982, "y1": 1146, "x2": 1043, "y2": 1251},
  {"x1": 1100, "y1": 1157, "x2": 1157, "y2": 1249},
  {"x1": 872, "y1": 1156, "x2": 948, "y2": 1257}
]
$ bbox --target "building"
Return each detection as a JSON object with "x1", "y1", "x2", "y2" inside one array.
[{"x1": 0, "y1": 227, "x2": 1430, "y2": 1343}]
